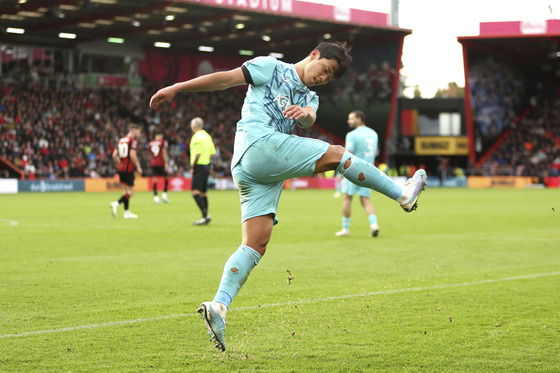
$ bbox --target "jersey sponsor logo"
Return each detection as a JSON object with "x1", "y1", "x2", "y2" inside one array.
[
  {"x1": 273, "y1": 94, "x2": 290, "y2": 108},
  {"x1": 150, "y1": 143, "x2": 161, "y2": 157}
]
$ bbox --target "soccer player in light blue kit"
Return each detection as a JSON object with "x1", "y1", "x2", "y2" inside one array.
[
  {"x1": 336, "y1": 110, "x2": 382, "y2": 237},
  {"x1": 150, "y1": 42, "x2": 427, "y2": 351}
]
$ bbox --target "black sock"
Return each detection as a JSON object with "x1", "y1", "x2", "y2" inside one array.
[
  {"x1": 193, "y1": 195, "x2": 207, "y2": 216},
  {"x1": 164, "y1": 178, "x2": 168, "y2": 192},
  {"x1": 153, "y1": 183, "x2": 157, "y2": 196},
  {"x1": 123, "y1": 194, "x2": 130, "y2": 210},
  {"x1": 202, "y1": 196, "x2": 208, "y2": 215},
  {"x1": 118, "y1": 195, "x2": 127, "y2": 205}
]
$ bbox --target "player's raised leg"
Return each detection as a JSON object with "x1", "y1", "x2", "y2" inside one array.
[{"x1": 314, "y1": 145, "x2": 427, "y2": 211}]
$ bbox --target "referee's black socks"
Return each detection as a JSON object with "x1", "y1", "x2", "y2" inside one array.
[{"x1": 193, "y1": 194, "x2": 207, "y2": 217}]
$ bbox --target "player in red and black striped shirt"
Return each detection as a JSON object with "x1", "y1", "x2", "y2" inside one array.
[
  {"x1": 149, "y1": 132, "x2": 170, "y2": 204},
  {"x1": 110, "y1": 123, "x2": 143, "y2": 219}
]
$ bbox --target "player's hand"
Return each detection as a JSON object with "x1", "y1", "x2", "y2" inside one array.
[
  {"x1": 137, "y1": 167, "x2": 143, "y2": 175},
  {"x1": 150, "y1": 86, "x2": 176, "y2": 108},
  {"x1": 283, "y1": 105, "x2": 310, "y2": 120}
]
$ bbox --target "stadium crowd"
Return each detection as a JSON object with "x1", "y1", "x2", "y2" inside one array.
[
  {"x1": 480, "y1": 81, "x2": 560, "y2": 180},
  {"x1": 0, "y1": 66, "x2": 336, "y2": 180},
  {"x1": 2, "y1": 56, "x2": 558, "y2": 181},
  {"x1": 469, "y1": 56, "x2": 560, "y2": 180}
]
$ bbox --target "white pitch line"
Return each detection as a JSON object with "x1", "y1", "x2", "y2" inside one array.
[
  {"x1": 2, "y1": 271, "x2": 559, "y2": 339},
  {"x1": 399, "y1": 234, "x2": 560, "y2": 242},
  {"x1": 0, "y1": 218, "x2": 18, "y2": 226},
  {"x1": 22, "y1": 223, "x2": 141, "y2": 230},
  {"x1": 0, "y1": 314, "x2": 190, "y2": 339}
]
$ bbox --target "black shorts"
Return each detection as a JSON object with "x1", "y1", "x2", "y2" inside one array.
[
  {"x1": 191, "y1": 164, "x2": 210, "y2": 192},
  {"x1": 152, "y1": 166, "x2": 167, "y2": 177},
  {"x1": 118, "y1": 171, "x2": 135, "y2": 186}
]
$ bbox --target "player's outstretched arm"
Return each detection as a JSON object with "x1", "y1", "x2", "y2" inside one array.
[{"x1": 150, "y1": 68, "x2": 246, "y2": 108}]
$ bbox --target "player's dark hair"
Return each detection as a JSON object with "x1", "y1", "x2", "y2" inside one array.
[
  {"x1": 351, "y1": 110, "x2": 366, "y2": 122},
  {"x1": 313, "y1": 41, "x2": 352, "y2": 78},
  {"x1": 129, "y1": 123, "x2": 141, "y2": 131}
]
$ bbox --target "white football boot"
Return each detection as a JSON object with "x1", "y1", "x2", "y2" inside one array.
[
  {"x1": 397, "y1": 170, "x2": 427, "y2": 212},
  {"x1": 123, "y1": 210, "x2": 138, "y2": 219},
  {"x1": 110, "y1": 201, "x2": 118, "y2": 218}
]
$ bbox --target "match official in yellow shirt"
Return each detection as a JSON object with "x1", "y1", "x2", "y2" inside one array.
[{"x1": 190, "y1": 117, "x2": 216, "y2": 225}]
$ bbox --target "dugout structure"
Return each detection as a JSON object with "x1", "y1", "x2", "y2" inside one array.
[{"x1": 458, "y1": 20, "x2": 560, "y2": 168}]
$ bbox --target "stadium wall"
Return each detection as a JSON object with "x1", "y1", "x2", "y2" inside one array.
[{"x1": 4, "y1": 176, "x2": 559, "y2": 194}]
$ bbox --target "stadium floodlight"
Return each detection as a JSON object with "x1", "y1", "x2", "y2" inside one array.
[
  {"x1": 235, "y1": 23, "x2": 245, "y2": 30},
  {"x1": 323, "y1": 33, "x2": 332, "y2": 39},
  {"x1": 6, "y1": 27, "x2": 25, "y2": 34},
  {"x1": 261, "y1": 34, "x2": 271, "y2": 42},
  {"x1": 198, "y1": 45, "x2": 214, "y2": 52},
  {"x1": 154, "y1": 42, "x2": 171, "y2": 48},
  {"x1": 165, "y1": 15, "x2": 175, "y2": 21},
  {"x1": 58, "y1": 32, "x2": 76, "y2": 39},
  {"x1": 107, "y1": 37, "x2": 124, "y2": 44},
  {"x1": 131, "y1": 16, "x2": 140, "y2": 27},
  {"x1": 269, "y1": 52, "x2": 283, "y2": 58},
  {"x1": 239, "y1": 49, "x2": 254, "y2": 56}
]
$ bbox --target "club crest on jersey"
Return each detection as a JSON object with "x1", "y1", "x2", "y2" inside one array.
[{"x1": 273, "y1": 94, "x2": 290, "y2": 108}]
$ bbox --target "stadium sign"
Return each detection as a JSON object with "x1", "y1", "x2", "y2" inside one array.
[
  {"x1": 18, "y1": 180, "x2": 85, "y2": 193},
  {"x1": 179, "y1": 0, "x2": 389, "y2": 27},
  {"x1": 213, "y1": 0, "x2": 292, "y2": 12},
  {"x1": 0, "y1": 178, "x2": 18, "y2": 194},
  {"x1": 415, "y1": 137, "x2": 469, "y2": 156}
]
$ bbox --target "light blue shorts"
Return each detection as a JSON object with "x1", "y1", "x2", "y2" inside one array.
[
  {"x1": 341, "y1": 178, "x2": 372, "y2": 198},
  {"x1": 232, "y1": 132, "x2": 330, "y2": 224}
]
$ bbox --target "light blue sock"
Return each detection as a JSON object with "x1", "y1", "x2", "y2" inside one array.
[
  {"x1": 213, "y1": 244, "x2": 262, "y2": 309},
  {"x1": 342, "y1": 216, "x2": 350, "y2": 230},
  {"x1": 368, "y1": 214, "x2": 378, "y2": 225},
  {"x1": 336, "y1": 150, "x2": 402, "y2": 200}
]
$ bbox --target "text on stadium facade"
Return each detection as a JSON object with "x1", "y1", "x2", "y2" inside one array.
[{"x1": 213, "y1": 0, "x2": 292, "y2": 12}]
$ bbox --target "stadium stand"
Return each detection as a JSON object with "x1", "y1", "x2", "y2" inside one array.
[
  {"x1": 0, "y1": 71, "x2": 338, "y2": 180},
  {"x1": 479, "y1": 79, "x2": 560, "y2": 180}
]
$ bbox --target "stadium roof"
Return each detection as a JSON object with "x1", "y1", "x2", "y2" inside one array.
[
  {"x1": 458, "y1": 20, "x2": 560, "y2": 66},
  {"x1": 0, "y1": 0, "x2": 410, "y2": 60}
]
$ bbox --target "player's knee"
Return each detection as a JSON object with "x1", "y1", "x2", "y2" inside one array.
[
  {"x1": 245, "y1": 240, "x2": 269, "y2": 256},
  {"x1": 328, "y1": 145, "x2": 346, "y2": 168}
]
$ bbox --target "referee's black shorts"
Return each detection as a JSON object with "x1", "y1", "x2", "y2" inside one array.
[
  {"x1": 191, "y1": 164, "x2": 210, "y2": 192},
  {"x1": 118, "y1": 171, "x2": 135, "y2": 186}
]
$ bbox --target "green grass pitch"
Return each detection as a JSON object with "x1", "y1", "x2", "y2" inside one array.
[{"x1": 1, "y1": 188, "x2": 559, "y2": 372}]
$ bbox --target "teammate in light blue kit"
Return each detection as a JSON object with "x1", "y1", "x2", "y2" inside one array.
[
  {"x1": 336, "y1": 110, "x2": 381, "y2": 237},
  {"x1": 150, "y1": 42, "x2": 427, "y2": 351}
]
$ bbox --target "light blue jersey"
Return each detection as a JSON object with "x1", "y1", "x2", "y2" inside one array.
[
  {"x1": 342, "y1": 125, "x2": 378, "y2": 198},
  {"x1": 345, "y1": 125, "x2": 378, "y2": 164},
  {"x1": 232, "y1": 56, "x2": 319, "y2": 168}
]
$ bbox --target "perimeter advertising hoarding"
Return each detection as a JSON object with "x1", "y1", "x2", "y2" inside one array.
[
  {"x1": 467, "y1": 176, "x2": 534, "y2": 188},
  {"x1": 18, "y1": 180, "x2": 85, "y2": 192},
  {"x1": 0, "y1": 179, "x2": 18, "y2": 194},
  {"x1": 85, "y1": 177, "x2": 149, "y2": 192}
]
